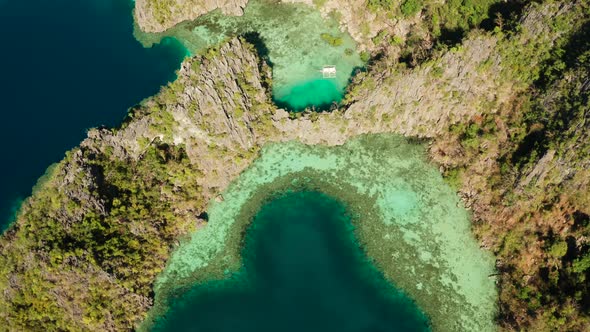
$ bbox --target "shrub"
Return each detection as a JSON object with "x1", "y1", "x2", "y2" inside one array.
[
  {"x1": 549, "y1": 241, "x2": 568, "y2": 258},
  {"x1": 320, "y1": 33, "x2": 344, "y2": 47},
  {"x1": 372, "y1": 30, "x2": 388, "y2": 45},
  {"x1": 573, "y1": 254, "x2": 590, "y2": 274},
  {"x1": 312, "y1": 0, "x2": 328, "y2": 8},
  {"x1": 401, "y1": 0, "x2": 422, "y2": 17},
  {"x1": 367, "y1": 0, "x2": 394, "y2": 11},
  {"x1": 431, "y1": 66, "x2": 444, "y2": 78},
  {"x1": 360, "y1": 51, "x2": 371, "y2": 62}
]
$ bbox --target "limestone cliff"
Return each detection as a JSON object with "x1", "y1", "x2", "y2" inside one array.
[{"x1": 135, "y1": 0, "x2": 248, "y2": 33}]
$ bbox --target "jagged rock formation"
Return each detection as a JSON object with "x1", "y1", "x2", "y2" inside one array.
[
  {"x1": 87, "y1": 38, "x2": 274, "y2": 189},
  {"x1": 135, "y1": 0, "x2": 248, "y2": 33},
  {"x1": 132, "y1": 0, "x2": 411, "y2": 46}
]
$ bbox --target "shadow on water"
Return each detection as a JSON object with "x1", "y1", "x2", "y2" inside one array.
[
  {"x1": 271, "y1": 96, "x2": 339, "y2": 113},
  {"x1": 242, "y1": 32, "x2": 275, "y2": 94},
  {"x1": 270, "y1": 76, "x2": 345, "y2": 112},
  {"x1": 242, "y1": 32, "x2": 273, "y2": 67}
]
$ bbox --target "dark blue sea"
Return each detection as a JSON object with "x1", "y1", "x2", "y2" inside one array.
[{"x1": 0, "y1": 0, "x2": 186, "y2": 230}]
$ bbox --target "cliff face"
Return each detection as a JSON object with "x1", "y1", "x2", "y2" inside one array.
[
  {"x1": 132, "y1": 0, "x2": 504, "y2": 53},
  {"x1": 133, "y1": 2, "x2": 590, "y2": 330},
  {"x1": 1, "y1": 1, "x2": 589, "y2": 331}
]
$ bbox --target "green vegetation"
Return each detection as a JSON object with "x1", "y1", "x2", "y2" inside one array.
[
  {"x1": 366, "y1": 0, "x2": 394, "y2": 11},
  {"x1": 147, "y1": 0, "x2": 176, "y2": 25},
  {"x1": 438, "y1": 5, "x2": 590, "y2": 329},
  {"x1": 360, "y1": 50, "x2": 371, "y2": 62},
  {"x1": 362, "y1": 0, "x2": 507, "y2": 69},
  {"x1": 0, "y1": 37, "x2": 275, "y2": 331},
  {"x1": 320, "y1": 33, "x2": 344, "y2": 46},
  {"x1": 312, "y1": 0, "x2": 328, "y2": 8},
  {"x1": 366, "y1": 0, "x2": 503, "y2": 42},
  {"x1": 549, "y1": 241, "x2": 568, "y2": 258},
  {"x1": 0, "y1": 140, "x2": 205, "y2": 330},
  {"x1": 401, "y1": 0, "x2": 422, "y2": 17},
  {"x1": 426, "y1": 0, "x2": 499, "y2": 35},
  {"x1": 371, "y1": 30, "x2": 389, "y2": 45}
]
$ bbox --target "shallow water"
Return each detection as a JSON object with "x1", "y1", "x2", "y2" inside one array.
[
  {"x1": 136, "y1": 0, "x2": 364, "y2": 111},
  {"x1": 149, "y1": 134, "x2": 498, "y2": 331},
  {"x1": 0, "y1": 0, "x2": 186, "y2": 231},
  {"x1": 274, "y1": 78, "x2": 343, "y2": 110},
  {"x1": 152, "y1": 191, "x2": 430, "y2": 332}
]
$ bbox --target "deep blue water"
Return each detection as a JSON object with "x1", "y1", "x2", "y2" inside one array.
[
  {"x1": 153, "y1": 191, "x2": 430, "y2": 331},
  {"x1": 0, "y1": 0, "x2": 186, "y2": 230}
]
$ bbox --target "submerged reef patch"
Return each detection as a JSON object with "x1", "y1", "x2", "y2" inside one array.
[{"x1": 147, "y1": 134, "x2": 497, "y2": 331}]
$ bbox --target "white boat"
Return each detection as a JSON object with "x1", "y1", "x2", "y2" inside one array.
[{"x1": 320, "y1": 65, "x2": 337, "y2": 78}]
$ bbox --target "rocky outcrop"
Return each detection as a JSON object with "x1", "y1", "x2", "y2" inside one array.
[
  {"x1": 134, "y1": 0, "x2": 407, "y2": 47},
  {"x1": 135, "y1": 0, "x2": 248, "y2": 33},
  {"x1": 84, "y1": 38, "x2": 273, "y2": 192},
  {"x1": 278, "y1": 36, "x2": 506, "y2": 144}
]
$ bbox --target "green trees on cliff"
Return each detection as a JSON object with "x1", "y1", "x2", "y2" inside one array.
[
  {"x1": 366, "y1": 0, "x2": 503, "y2": 37},
  {"x1": 0, "y1": 139, "x2": 205, "y2": 330},
  {"x1": 443, "y1": 6, "x2": 590, "y2": 329}
]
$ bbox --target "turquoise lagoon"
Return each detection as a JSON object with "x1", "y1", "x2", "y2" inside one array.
[
  {"x1": 152, "y1": 191, "x2": 430, "y2": 332},
  {"x1": 146, "y1": 135, "x2": 498, "y2": 332},
  {"x1": 136, "y1": 0, "x2": 365, "y2": 111}
]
